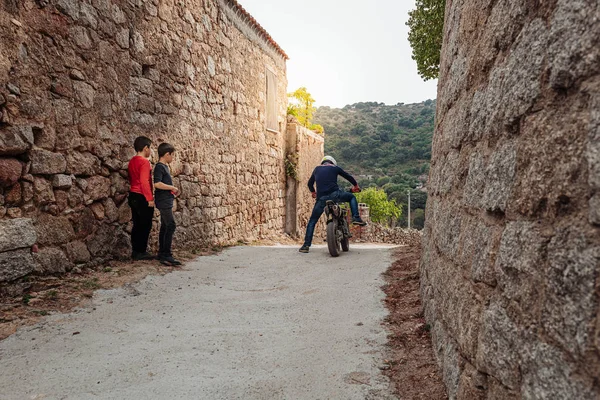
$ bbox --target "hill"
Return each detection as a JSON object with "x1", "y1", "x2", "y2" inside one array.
[{"x1": 313, "y1": 100, "x2": 435, "y2": 228}]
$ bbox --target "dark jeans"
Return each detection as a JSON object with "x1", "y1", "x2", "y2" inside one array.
[
  {"x1": 128, "y1": 192, "x2": 154, "y2": 254},
  {"x1": 302, "y1": 190, "x2": 360, "y2": 247},
  {"x1": 158, "y1": 208, "x2": 176, "y2": 258}
]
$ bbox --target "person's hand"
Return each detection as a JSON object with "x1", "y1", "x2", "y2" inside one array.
[
  {"x1": 311, "y1": 192, "x2": 317, "y2": 199},
  {"x1": 351, "y1": 185, "x2": 361, "y2": 193},
  {"x1": 148, "y1": 201, "x2": 155, "y2": 207},
  {"x1": 172, "y1": 187, "x2": 180, "y2": 197}
]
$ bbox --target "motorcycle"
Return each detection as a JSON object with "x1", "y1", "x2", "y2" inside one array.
[{"x1": 324, "y1": 188, "x2": 361, "y2": 257}]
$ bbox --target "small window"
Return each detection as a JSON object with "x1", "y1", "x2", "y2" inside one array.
[{"x1": 266, "y1": 68, "x2": 278, "y2": 132}]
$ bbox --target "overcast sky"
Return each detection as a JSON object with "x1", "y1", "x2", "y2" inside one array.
[{"x1": 239, "y1": 0, "x2": 439, "y2": 108}]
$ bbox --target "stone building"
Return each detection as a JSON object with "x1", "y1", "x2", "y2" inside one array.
[
  {"x1": 421, "y1": 0, "x2": 600, "y2": 398},
  {"x1": 0, "y1": 0, "x2": 322, "y2": 283}
]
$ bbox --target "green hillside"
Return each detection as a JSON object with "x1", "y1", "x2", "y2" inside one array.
[{"x1": 313, "y1": 100, "x2": 435, "y2": 228}]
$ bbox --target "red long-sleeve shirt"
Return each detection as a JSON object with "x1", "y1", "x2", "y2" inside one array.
[{"x1": 128, "y1": 155, "x2": 153, "y2": 202}]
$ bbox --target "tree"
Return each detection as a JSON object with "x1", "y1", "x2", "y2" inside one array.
[
  {"x1": 288, "y1": 87, "x2": 324, "y2": 133},
  {"x1": 355, "y1": 187, "x2": 402, "y2": 225},
  {"x1": 406, "y1": 0, "x2": 446, "y2": 81}
]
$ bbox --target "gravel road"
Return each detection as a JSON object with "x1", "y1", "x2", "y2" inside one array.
[{"x1": 0, "y1": 244, "x2": 399, "y2": 400}]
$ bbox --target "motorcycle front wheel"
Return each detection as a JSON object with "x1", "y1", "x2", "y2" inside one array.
[{"x1": 326, "y1": 221, "x2": 340, "y2": 257}]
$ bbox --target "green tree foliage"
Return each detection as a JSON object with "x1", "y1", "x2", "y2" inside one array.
[
  {"x1": 288, "y1": 87, "x2": 324, "y2": 134},
  {"x1": 314, "y1": 101, "x2": 434, "y2": 229},
  {"x1": 355, "y1": 187, "x2": 401, "y2": 225},
  {"x1": 406, "y1": 0, "x2": 446, "y2": 81}
]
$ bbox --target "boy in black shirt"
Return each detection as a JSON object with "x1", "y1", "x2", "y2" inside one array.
[{"x1": 154, "y1": 143, "x2": 181, "y2": 266}]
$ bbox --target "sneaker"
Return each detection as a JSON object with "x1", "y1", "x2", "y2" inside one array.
[
  {"x1": 132, "y1": 252, "x2": 155, "y2": 261},
  {"x1": 352, "y1": 218, "x2": 367, "y2": 226},
  {"x1": 299, "y1": 245, "x2": 310, "y2": 253},
  {"x1": 159, "y1": 256, "x2": 182, "y2": 266}
]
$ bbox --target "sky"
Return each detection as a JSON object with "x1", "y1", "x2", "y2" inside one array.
[{"x1": 239, "y1": 0, "x2": 439, "y2": 108}]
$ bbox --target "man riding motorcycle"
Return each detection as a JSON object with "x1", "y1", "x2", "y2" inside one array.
[{"x1": 299, "y1": 156, "x2": 367, "y2": 253}]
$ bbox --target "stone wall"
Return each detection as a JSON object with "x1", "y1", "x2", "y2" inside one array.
[
  {"x1": 284, "y1": 119, "x2": 324, "y2": 238},
  {"x1": 285, "y1": 117, "x2": 325, "y2": 237},
  {"x1": 421, "y1": 0, "x2": 600, "y2": 398},
  {"x1": 0, "y1": 0, "x2": 290, "y2": 282}
]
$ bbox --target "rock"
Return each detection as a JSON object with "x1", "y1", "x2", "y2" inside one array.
[
  {"x1": 207, "y1": 55, "x2": 216, "y2": 76},
  {"x1": 481, "y1": 142, "x2": 517, "y2": 212},
  {"x1": 0, "y1": 126, "x2": 34, "y2": 155},
  {"x1": 33, "y1": 177, "x2": 55, "y2": 205},
  {"x1": 71, "y1": 207, "x2": 96, "y2": 238},
  {"x1": 64, "y1": 241, "x2": 91, "y2": 263},
  {"x1": 73, "y1": 81, "x2": 95, "y2": 108},
  {"x1": 86, "y1": 224, "x2": 131, "y2": 259},
  {"x1": 90, "y1": 202, "x2": 105, "y2": 220},
  {"x1": 33, "y1": 125, "x2": 57, "y2": 150},
  {"x1": 33, "y1": 247, "x2": 73, "y2": 274},
  {"x1": 66, "y1": 152, "x2": 101, "y2": 176},
  {"x1": 79, "y1": 3, "x2": 98, "y2": 29},
  {"x1": 6, "y1": 208, "x2": 22, "y2": 218},
  {"x1": 52, "y1": 174, "x2": 73, "y2": 189},
  {"x1": 85, "y1": 176, "x2": 111, "y2": 201},
  {"x1": 30, "y1": 149, "x2": 67, "y2": 175},
  {"x1": 71, "y1": 26, "x2": 92, "y2": 49},
  {"x1": 35, "y1": 214, "x2": 75, "y2": 245},
  {"x1": 0, "y1": 158, "x2": 23, "y2": 187},
  {"x1": 6, "y1": 83, "x2": 20, "y2": 96},
  {"x1": 0, "y1": 248, "x2": 35, "y2": 282},
  {"x1": 5, "y1": 184, "x2": 21, "y2": 204},
  {"x1": 69, "y1": 69, "x2": 86, "y2": 81},
  {"x1": 131, "y1": 31, "x2": 145, "y2": 53},
  {"x1": 55, "y1": 0, "x2": 80, "y2": 20},
  {"x1": 117, "y1": 199, "x2": 131, "y2": 223},
  {"x1": 0, "y1": 218, "x2": 36, "y2": 252},
  {"x1": 115, "y1": 28, "x2": 130, "y2": 49},
  {"x1": 103, "y1": 198, "x2": 118, "y2": 222}
]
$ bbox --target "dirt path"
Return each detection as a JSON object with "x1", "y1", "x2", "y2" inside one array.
[
  {"x1": 383, "y1": 245, "x2": 447, "y2": 399},
  {"x1": 0, "y1": 244, "x2": 400, "y2": 400}
]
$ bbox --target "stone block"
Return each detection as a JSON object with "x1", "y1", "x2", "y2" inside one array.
[
  {"x1": 72, "y1": 208, "x2": 96, "y2": 238},
  {"x1": 117, "y1": 200, "x2": 131, "y2": 224},
  {"x1": 66, "y1": 152, "x2": 101, "y2": 176},
  {"x1": 73, "y1": 81, "x2": 96, "y2": 108},
  {"x1": 33, "y1": 125, "x2": 57, "y2": 150},
  {"x1": 481, "y1": 141, "x2": 517, "y2": 212},
  {"x1": 5, "y1": 183, "x2": 21, "y2": 205},
  {"x1": 0, "y1": 126, "x2": 34, "y2": 155},
  {"x1": 0, "y1": 248, "x2": 35, "y2": 282},
  {"x1": 521, "y1": 342, "x2": 597, "y2": 399},
  {"x1": 85, "y1": 176, "x2": 111, "y2": 201},
  {"x1": 542, "y1": 228, "x2": 599, "y2": 359},
  {"x1": 65, "y1": 241, "x2": 91, "y2": 263},
  {"x1": 86, "y1": 225, "x2": 130, "y2": 259},
  {"x1": 52, "y1": 174, "x2": 73, "y2": 189},
  {"x1": 476, "y1": 302, "x2": 522, "y2": 389},
  {"x1": 55, "y1": 0, "x2": 80, "y2": 20},
  {"x1": 35, "y1": 214, "x2": 75, "y2": 246},
  {"x1": 30, "y1": 149, "x2": 67, "y2": 175},
  {"x1": 33, "y1": 247, "x2": 73, "y2": 274},
  {"x1": 495, "y1": 222, "x2": 547, "y2": 316},
  {"x1": 33, "y1": 177, "x2": 55, "y2": 205},
  {"x1": 457, "y1": 362, "x2": 487, "y2": 400},
  {"x1": 0, "y1": 218, "x2": 36, "y2": 252},
  {"x1": 0, "y1": 158, "x2": 23, "y2": 187},
  {"x1": 115, "y1": 28, "x2": 130, "y2": 49}
]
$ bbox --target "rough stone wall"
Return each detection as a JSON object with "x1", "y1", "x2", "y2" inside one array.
[
  {"x1": 421, "y1": 0, "x2": 600, "y2": 398},
  {"x1": 0, "y1": 0, "x2": 289, "y2": 282},
  {"x1": 284, "y1": 119, "x2": 324, "y2": 238}
]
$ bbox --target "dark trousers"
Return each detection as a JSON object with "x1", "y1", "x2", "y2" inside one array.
[
  {"x1": 128, "y1": 192, "x2": 154, "y2": 254},
  {"x1": 158, "y1": 208, "x2": 176, "y2": 257},
  {"x1": 303, "y1": 190, "x2": 360, "y2": 247}
]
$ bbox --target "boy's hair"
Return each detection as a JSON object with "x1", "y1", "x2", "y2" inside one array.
[
  {"x1": 158, "y1": 142, "x2": 176, "y2": 158},
  {"x1": 134, "y1": 136, "x2": 152, "y2": 152}
]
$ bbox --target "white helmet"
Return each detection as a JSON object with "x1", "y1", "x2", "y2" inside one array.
[{"x1": 321, "y1": 155, "x2": 337, "y2": 166}]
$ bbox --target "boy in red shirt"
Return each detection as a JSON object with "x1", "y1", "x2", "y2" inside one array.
[{"x1": 128, "y1": 136, "x2": 155, "y2": 260}]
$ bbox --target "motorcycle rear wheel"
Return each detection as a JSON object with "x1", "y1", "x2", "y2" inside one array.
[{"x1": 326, "y1": 221, "x2": 340, "y2": 257}]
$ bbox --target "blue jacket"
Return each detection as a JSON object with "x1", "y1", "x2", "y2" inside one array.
[{"x1": 308, "y1": 163, "x2": 357, "y2": 199}]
